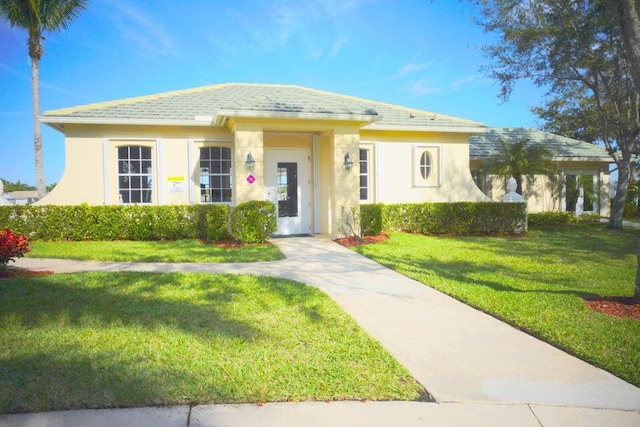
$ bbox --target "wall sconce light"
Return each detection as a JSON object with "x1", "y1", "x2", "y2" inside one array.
[
  {"x1": 344, "y1": 152, "x2": 353, "y2": 170},
  {"x1": 246, "y1": 151, "x2": 256, "y2": 171}
]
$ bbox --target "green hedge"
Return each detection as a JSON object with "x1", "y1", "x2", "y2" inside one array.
[
  {"x1": 0, "y1": 204, "x2": 229, "y2": 241},
  {"x1": 361, "y1": 202, "x2": 527, "y2": 236},
  {"x1": 527, "y1": 211, "x2": 601, "y2": 226},
  {"x1": 230, "y1": 200, "x2": 277, "y2": 244}
]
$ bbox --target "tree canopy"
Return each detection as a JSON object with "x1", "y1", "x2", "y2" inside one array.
[{"x1": 475, "y1": 0, "x2": 640, "y2": 230}]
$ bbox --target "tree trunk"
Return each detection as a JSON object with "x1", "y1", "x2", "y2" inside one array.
[
  {"x1": 636, "y1": 244, "x2": 640, "y2": 301},
  {"x1": 31, "y1": 49, "x2": 46, "y2": 199},
  {"x1": 514, "y1": 174, "x2": 523, "y2": 195},
  {"x1": 613, "y1": 0, "x2": 640, "y2": 92},
  {"x1": 609, "y1": 159, "x2": 630, "y2": 230}
]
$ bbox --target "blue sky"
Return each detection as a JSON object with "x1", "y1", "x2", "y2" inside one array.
[{"x1": 0, "y1": 0, "x2": 546, "y2": 186}]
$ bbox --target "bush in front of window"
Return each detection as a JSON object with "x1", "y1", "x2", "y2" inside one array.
[
  {"x1": 360, "y1": 204, "x2": 383, "y2": 236},
  {"x1": 359, "y1": 202, "x2": 527, "y2": 236},
  {"x1": 230, "y1": 201, "x2": 277, "y2": 244},
  {"x1": 197, "y1": 204, "x2": 229, "y2": 242},
  {"x1": 0, "y1": 205, "x2": 229, "y2": 242}
]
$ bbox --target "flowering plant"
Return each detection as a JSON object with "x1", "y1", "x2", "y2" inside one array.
[{"x1": 0, "y1": 228, "x2": 30, "y2": 273}]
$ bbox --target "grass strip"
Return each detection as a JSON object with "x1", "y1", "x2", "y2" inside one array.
[{"x1": 27, "y1": 239, "x2": 285, "y2": 263}]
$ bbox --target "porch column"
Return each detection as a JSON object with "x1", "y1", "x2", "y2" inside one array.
[
  {"x1": 331, "y1": 126, "x2": 360, "y2": 237},
  {"x1": 233, "y1": 122, "x2": 264, "y2": 205}
]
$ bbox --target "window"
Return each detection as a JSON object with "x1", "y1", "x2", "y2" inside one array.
[
  {"x1": 118, "y1": 146, "x2": 153, "y2": 204},
  {"x1": 359, "y1": 149, "x2": 369, "y2": 201},
  {"x1": 413, "y1": 145, "x2": 441, "y2": 187},
  {"x1": 200, "y1": 147, "x2": 232, "y2": 203},
  {"x1": 419, "y1": 152, "x2": 432, "y2": 180}
]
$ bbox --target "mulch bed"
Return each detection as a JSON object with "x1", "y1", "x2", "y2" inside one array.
[
  {"x1": 584, "y1": 297, "x2": 640, "y2": 321},
  {"x1": 334, "y1": 233, "x2": 389, "y2": 248}
]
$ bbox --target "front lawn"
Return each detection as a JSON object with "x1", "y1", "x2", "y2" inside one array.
[
  {"x1": 27, "y1": 239, "x2": 285, "y2": 263},
  {"x1": 353, "y1": 224, "x2": 640, "y2": 387},
  {"x1": 0, "y1": 272, "x2": 425, "y2": 413}
]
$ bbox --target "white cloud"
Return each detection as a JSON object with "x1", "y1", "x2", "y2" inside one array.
[
  {"x1": 406, "y1": 78, "x2": 441, "y2": 97},
  {"x1": 386, "y1": 61, "x2": 432, "y2": 81},
  {"x1": 108, "y1": 1, "x2": 177, "y2": 58},
  {"x1": 449, "y1": 74, "x2": 484, "y2": 90},
  {"x1": 329, "y1": 36, "x2": 349, "y2": 58}
]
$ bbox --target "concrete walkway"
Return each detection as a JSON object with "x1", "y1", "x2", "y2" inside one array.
[{"x1": 2, "y1": 236, "x2": 640, "y2": 426}]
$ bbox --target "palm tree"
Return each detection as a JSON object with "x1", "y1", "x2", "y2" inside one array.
[
  {"x1": 479, "y1": 137, "x2": 557, "y2": 196},
  {"x1": 0, "y1": 0, "x2": 88, "y2": 198}
]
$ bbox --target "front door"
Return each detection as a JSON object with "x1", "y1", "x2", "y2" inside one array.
[{"x1": 265, "y1": 149, "x2": 311, "y2": 235}]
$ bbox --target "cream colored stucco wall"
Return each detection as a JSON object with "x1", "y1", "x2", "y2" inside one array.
[
  {"x1": 362, "y1": 131, "x2": 490, "y2": 204},
  {"x1": 39, "y1": 124, "x2": 234, "y2": 206}
]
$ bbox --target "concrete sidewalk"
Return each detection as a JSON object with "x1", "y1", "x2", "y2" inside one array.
[{"x1": 2, "y1": 236, "x2": 640, "y2": 426}]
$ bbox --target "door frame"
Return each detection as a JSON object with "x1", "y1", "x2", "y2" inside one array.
[{"x1": 264, "y1": 148, "x2": 312, "y2": 235}]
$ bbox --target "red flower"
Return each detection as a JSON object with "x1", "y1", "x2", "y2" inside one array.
[{"x1": 0, "y1": 229, "x2": 30, "y2": 272}]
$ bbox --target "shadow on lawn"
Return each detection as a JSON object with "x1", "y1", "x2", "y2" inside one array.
[
  {"x1": 0, "y1": 347, "x2": 190, "y2": 413},
  {"x1": 364, "y1": 251, "x2": 604, "y2": 300},
  {"x1": 0, "y1": 273, "x2": 345, "y2": 414},
  {"x1": 471, "y1": 223, "x2": 639, "y2": 264},
  {"x1": 0, "y1": 272, "x2": 266, "y2": 340}
]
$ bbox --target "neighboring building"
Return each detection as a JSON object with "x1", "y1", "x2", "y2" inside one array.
[
  {"x1": 39, "y1": 83, "x2": 612, "y2": 236},
  {"x1": 7, "y1": 191, "x2": 40, "y2": 205},
  {"x1": 470, "y1": 128, "x2": 611, "y2": 216}
]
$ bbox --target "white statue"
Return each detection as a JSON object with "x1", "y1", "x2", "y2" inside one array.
[{"x1": 502, "y1": 177, "x2": 525, "y2": 202}]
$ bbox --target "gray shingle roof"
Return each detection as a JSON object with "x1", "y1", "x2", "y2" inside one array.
[
  {"x1": 42, "y1": 83, "x2": 484, "y2": 130},
  {"x1": 470, "y1": 128, "x2": 611, "y2": 161}
]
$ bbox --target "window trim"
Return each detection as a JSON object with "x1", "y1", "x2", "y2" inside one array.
[
  {"x1": 359, "y1": 147, "x2": 371, "y2": 202},
  {"x1": 108, "y1": 139, "x2": 157, "y2": 205},
  {"x1": 197, "y1": 144, "x2": 234, "y2": 205},
  {"x1": 413, "y1": 145, "x2": 442, "y2": 188}
]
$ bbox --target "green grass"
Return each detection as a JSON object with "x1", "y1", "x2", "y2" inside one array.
[
  {"x1": 353, "y1": 224, "x2": 640, "y2": 387},
  {"x1": 27, "y1": 239, "x2": 285, "y2": 263},
  {"x1": 0, "y1": 272, "x2": 425, "y2": 413}
]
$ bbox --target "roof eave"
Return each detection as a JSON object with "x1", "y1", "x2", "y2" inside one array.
[{"x1": 40, "y1": 116, "x2": 219, "y2": 131}]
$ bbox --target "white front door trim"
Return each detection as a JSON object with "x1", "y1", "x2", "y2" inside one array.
[{"x1": 265, "y1": 148, "x2": 311, "y2": 235}]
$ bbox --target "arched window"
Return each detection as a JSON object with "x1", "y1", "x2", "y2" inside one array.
[{"x1": 419, "y1": 151, "x2": 432, "y2": 180}]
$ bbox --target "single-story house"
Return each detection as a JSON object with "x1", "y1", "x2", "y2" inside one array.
[
  {"x1": 470, "y1": 128, "x2": 612, "y2": 216},
  {"x1": 6, "y1": 190, "x2": 40, "y2": 205},
  {"x1": 39, "y1": 83, "x2": 611, "y2": 236}
]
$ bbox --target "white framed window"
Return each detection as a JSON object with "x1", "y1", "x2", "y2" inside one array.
[
  {"x1": 359, "y1": 148, "x2": 370, "y2": 202},
  {"x1": 199, "y1": 146, "x2": 233, "y2": 203},
  {"x1": 118, "y1": 145, "x2": 153, "y2": 204},
  {"x1": 413, "y1": 145, "x2": 442, "y2": 187}
]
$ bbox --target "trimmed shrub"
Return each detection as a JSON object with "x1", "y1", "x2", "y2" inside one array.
[
  {"x1": 361, "y1": 204, "x2": 383, "y2": 236},
  {"x1": 375, "y1": 202, "x2": 527, "y2": 236},
  {"x1": 0, "y1": 205, "x2": 229, "y2": 242},
  {"x1": 230, "y1": 201, "x2": 277, "y2": 244},
  {"x1": 527, "y1": 211, "x2": 575, "y2": 226}
]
